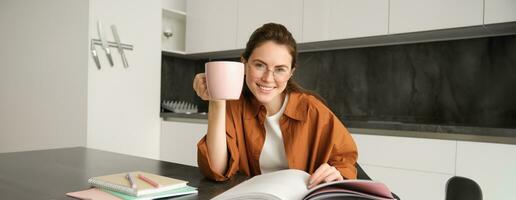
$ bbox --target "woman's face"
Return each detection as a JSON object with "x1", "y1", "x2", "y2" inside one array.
[{"x1": 244, "y1": 41, "x2": 293, "y2": 105}]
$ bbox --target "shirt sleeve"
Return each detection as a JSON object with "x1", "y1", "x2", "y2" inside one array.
[
  {"x1": 310, "y1": 98, "x2": 358, "y2": 179},
  {"x1": 197, "y1": 101, "x2": 241, "y2": 181},
  {"x1": 327, "y1": 114, "x2": 358, "y2": 179}
]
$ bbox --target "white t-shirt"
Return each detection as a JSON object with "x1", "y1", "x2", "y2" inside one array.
[{"x1": 259, "y1": 94, "x2": 289, "y2": 174}]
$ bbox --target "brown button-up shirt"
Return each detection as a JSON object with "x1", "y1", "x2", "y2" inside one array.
[{"x1": 197, "y1": 92, "x2": 358, "y2": 181}]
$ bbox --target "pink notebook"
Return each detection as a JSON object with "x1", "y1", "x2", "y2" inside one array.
[{"x1": 66, "y1": 188, "x2": 121, "y2": 200}]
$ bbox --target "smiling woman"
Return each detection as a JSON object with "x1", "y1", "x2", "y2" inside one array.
[
  {"x1": 243, "y1": 41, "x2": 293, "y2": 112},
  {"x1": 192, "y1": 23, "x2": 358, "y2": 188}
]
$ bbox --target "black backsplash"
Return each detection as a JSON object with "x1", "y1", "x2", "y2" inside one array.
[
  {"x1": 162, "y1": 35, "x2": 516, "y2": 129},
  {"x1": 161, "y1": 56, "x2": 207, "y2": 112}
]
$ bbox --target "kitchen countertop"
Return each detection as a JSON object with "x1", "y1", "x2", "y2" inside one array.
[
  {"x1": 160, "y1": 112, "x2": 516, "y2": 145},
  {"x1": 161, "y1": 112, "x2": 209, "y2": 124}
]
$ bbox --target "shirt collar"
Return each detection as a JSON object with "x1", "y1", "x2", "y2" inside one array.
[{"x1": 244, "y1": 92, "x2": 307, "y2": 122}]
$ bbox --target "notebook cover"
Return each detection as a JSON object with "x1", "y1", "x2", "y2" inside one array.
[{"x1": 66, "y1": 188, "x2": 122, "y2": 200}]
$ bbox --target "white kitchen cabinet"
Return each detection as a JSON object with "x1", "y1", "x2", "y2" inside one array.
[
  {"x1": 162, "y1": 0, "x2": 186, "y2": 54},
  {"x1": 186, "y1": 0, "x2": 238, "y2": 53},
  {"x1": 302, "y1": 0, "x2": 388, "y2": 43},
  {"x1": 456, "y1": 141, "x2": 516, "y2": 200},
  {"x1": 352, "y1": 134, "x2": 456, "y2": 174},
  {"x1": 237, "y1": 0, "x2": 303, "y2": 48},
  {"x1": 485, "y1": 0, "x2": 516, "y2": 24},
  {"x1": 182, "y1": 0, "x2": 510, "y2": 56},
  {"x1": 160, "y1": 121, "x2": 207, "y2": 166},
  {"x1": 351, "y1": 134, "x2": 456, "y2": 200},
  {"x1": 353, "y1": 132, "x2": 516, "y2": 200},
  {"x1": 362, "y1": 164, "x2": 452, "y2": 200},
  {"x1": 389, "y1": 0, "x2": 483, "y2": 34}
]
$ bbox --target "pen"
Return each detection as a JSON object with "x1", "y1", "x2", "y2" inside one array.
[
  {"x1": 126, "y1": 173, "x2": 137, "y2": 189},
  {"x1": 137, "y1": 174, "x2": 161, "y2": 188}
]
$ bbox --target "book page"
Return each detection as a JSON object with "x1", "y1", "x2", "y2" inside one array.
[
  {"x1": 212, "y1": 169, "x2": 311, "y2": 200},
  {"x1": 305, "y1": 179, "x2": 394, "y2": 200}
]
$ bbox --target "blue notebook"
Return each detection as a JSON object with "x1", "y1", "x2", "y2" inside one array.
[{"x1": 102, "y1": 185, "x2": 198, "y2": 200}]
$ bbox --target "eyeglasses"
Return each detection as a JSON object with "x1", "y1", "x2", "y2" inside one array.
[{"x1": 248, "y1": 62, "x2": 292, "y2": 81}]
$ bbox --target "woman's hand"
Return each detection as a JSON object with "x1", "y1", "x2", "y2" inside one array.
[
  {"x1": 193, "y1": 73, "x2": 210, "y2": 100},
  {"x1": 308, "y1": 163, "x2": 343, "y2": 188}
]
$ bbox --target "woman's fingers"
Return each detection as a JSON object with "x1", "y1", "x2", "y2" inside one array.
[
  {"x1": 193, "y1": 74, "x2": 205, "y2": 90},
  {"x1": 309, "y1": 164, "x2": 330, "y2": 188},
  {"x1": 193, "y1": 73, "x2": 210, "y2": 100},
  {"x1": 308, "y1": 164, "x2": 343, "y2": 188},
  {"x1": 323, "y1": 168, "x2": 343, "y2": 183},
  {"x1": 308, "y1": 164, "x2": 325, "y2": 186}
]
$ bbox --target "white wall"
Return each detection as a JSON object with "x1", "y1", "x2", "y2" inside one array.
[
  {"x1": 0, "y1": 0, "x2": 88, "y2": 153},
  {"x1": 87, "y1": 0, "x2": 162, "y2": 159},
  {"x1": 162, "y1": 0, "x2": 186, "y2": 12}
]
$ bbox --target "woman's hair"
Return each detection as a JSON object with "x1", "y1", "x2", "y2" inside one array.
[{"x1": 241, "y1": 23, "x2": 325, "y2": 103}]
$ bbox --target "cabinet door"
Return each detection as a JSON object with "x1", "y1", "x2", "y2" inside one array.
[
  {"x1": 362, "y1": 165, "x2": 452, "y2": 200},
  {"x1": 456, "y1": 141, "x2": 516, "y2": 200},
  {"x1": 303, "y1": 0, "x2": 388, "y2": 43},
  {"x1": 160, "y1": 121, "x2": 207, "y2": 166},
  {"x1": 237, "y1": 0, "x2": 303, "y2": 48},
  {"x1": 389, "y1": 0, "x2": 483, "y2": 34},
  {"x1": 352, "y1": 134, "x2": 456, "y2": 174},
  {"x1": 352, "y1": 133, "x2": 456, "y2": 200},
  {"x1": 485, "y1": 0, "x2": 516, "y2": 24},
  {"x1": 186, "y1": 0, "x2": 237, "y2": 53}
]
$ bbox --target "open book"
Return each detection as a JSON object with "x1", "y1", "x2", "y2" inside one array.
[{"x1": 211, "y1": 169, "x2": 395, "y2": 200}]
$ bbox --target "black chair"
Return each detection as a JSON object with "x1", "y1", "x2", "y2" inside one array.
[
  {"x1": 356, "y1": 163, "x2": 372, "y2": 180},
  {"x1": 445, "y1": 176, "x2": 482, "y2": 200},
  {"x1": 355, "y1": 163, "x2": 400, "y2": 200}
]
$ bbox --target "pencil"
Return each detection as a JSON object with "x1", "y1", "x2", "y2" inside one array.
[
  {"x1": 126, "y1": 173, "x2": 137, "y2": 189},
  {"x1": 137, "y1": 174, "x2": 161, "y2": 188}
]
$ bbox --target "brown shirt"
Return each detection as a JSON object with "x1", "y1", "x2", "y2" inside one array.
[{"x1": 197, "y1": 92, "x2": 358, "y2": 181}]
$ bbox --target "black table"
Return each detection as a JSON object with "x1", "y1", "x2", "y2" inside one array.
[{"x1": 0, "y1": 147, "x2": 247, "y2": 200}]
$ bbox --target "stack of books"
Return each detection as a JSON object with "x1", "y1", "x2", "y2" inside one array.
[{"x1": 66, "y1": 171, "x2": 197, "y2": 200}]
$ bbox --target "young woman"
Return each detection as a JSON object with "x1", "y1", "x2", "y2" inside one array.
[{"x1": 193, "y1": 23, "x2": 357, "y2": 188}]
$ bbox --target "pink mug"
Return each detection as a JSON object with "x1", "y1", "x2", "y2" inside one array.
[{"x1": 205, "y1": 61, "x2": 245, "y2": 100}]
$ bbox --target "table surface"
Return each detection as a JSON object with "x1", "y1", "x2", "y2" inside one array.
[{"x1": 0, "y1": 147, "x2": 247, "y2": 200}]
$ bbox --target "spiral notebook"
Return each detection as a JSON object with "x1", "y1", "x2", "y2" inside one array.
[{"x1": 88, "y1": 171, "x2": 190, "y2": 197}]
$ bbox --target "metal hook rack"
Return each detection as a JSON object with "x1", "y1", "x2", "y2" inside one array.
[{"x1": 90, "y1": 21, "x2": 133, "y2": 69}]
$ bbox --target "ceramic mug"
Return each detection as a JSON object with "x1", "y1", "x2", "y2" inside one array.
[{"x1": 205, "y1": 61, "x2": 245, "y2": 100}]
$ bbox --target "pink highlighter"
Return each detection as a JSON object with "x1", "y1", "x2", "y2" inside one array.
[{"x1": 138, "y1": 174, "x2": 161, "y2": 188}]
